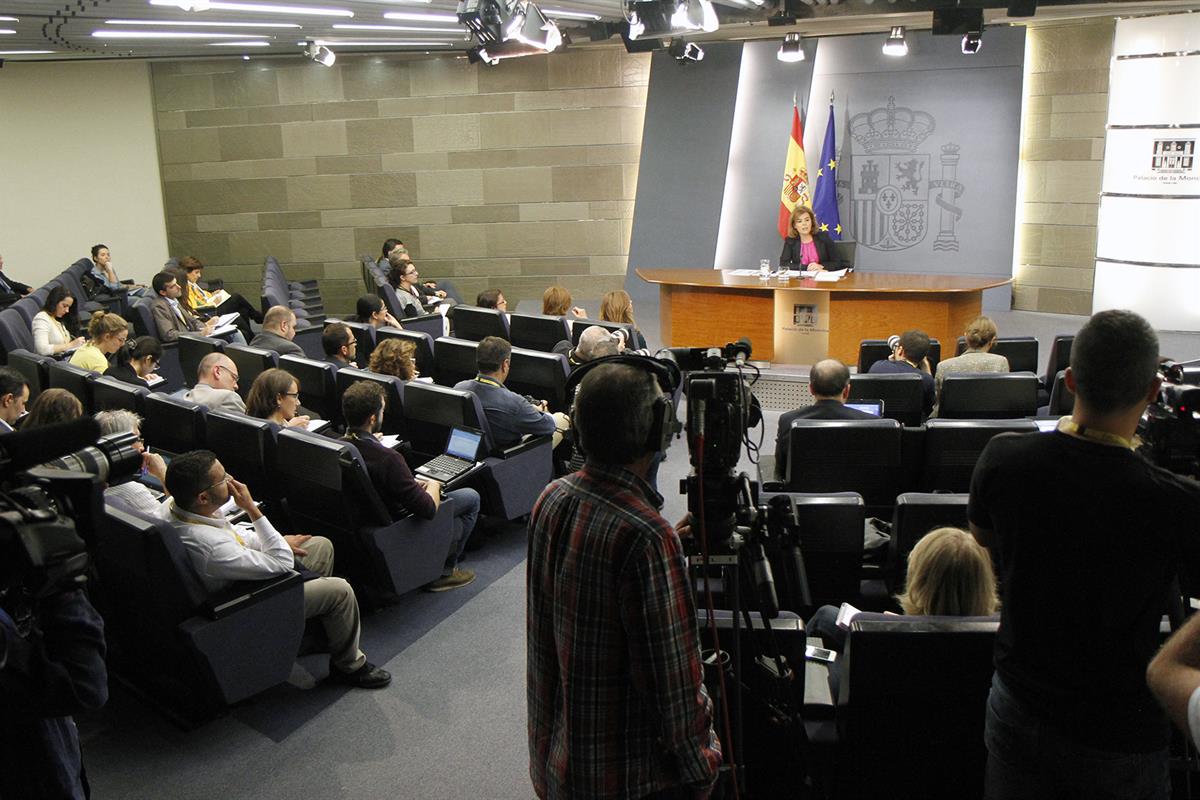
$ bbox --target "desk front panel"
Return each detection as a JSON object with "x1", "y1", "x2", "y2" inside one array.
[{"x1": 661, "y1": 284, "x2": 777, "y2": 361}]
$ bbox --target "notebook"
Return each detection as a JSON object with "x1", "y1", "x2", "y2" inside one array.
[
  {"x1": 846, "y1": 400, "x2": 884, "y2": 417},
  {"x1": 415, "y1": 427, "x2": 484, "y2": 484}
]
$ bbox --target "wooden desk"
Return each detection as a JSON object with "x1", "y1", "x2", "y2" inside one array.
[{"x1": 636, "y1": 268, "x2": 1011, "y2": 363}]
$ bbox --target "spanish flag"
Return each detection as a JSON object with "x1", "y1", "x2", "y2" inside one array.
[{"x1": 778, "y1": 101, "x2": 810, "y2": 239}]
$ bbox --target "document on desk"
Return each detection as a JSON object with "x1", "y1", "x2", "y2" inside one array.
[
  {"x1": 727, "y1": 269, "x2": 762, "y2": 276},
  {"x1": 814, "y1": 269, "x2": 848, "y2": 282}
]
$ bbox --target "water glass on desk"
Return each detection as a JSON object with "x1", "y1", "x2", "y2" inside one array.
[{"x1": 759, "y1": 259, "x2": 771, "y2": 281}]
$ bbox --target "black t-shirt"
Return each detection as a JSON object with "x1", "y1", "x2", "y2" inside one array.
[{"x1": 969, "y1": 429, "x2": 1200, "y2": 752}]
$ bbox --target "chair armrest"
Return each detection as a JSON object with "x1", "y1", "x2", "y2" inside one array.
[
  {"x1": 202, "y1": 570, "x2": 303, "y2": 620},
  {"x1": 803, "y1": 636, "x2": 836, "y2": 719},
  {"x1": 496, "y1": 434, "x2": 553, "y2": 459}
]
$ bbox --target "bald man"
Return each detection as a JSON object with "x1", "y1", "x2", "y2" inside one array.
[
  {"x1": 185, "y1": 352, "x2": 246, "y2": 413},
  {"x1": 774, "y1": 358, "x2": 873, "y2": 480}
]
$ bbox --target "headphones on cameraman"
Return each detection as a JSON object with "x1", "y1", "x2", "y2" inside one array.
[{"x1": 565, "y1": 354, "x2": 682, "y2": 455}]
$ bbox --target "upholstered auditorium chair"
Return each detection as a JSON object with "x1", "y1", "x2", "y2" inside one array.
[{"x1": 509, "y1": 313, "x2": 571, "y2": 353}]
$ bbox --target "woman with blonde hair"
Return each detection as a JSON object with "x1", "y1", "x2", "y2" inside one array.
[
  {"x1": 808, "y1": 526, "x2": 999, "y2": 652},
  {"x1": 245, "y1": 368, "x2": 310, "y2": 430},
  {"x1": 897, "y1": 527, "x2": 999, "y2": 617},
  {"x1": 599, "y1": 289, "x2": 648, "y2": 351},
  {"x1": 69, "y1": 310, "x2": 129, "y2": 374},
  {"x1": 932, "y1": 315, "x2": 1010, "y2": 416},
  {"x1": 543, "y1": 285, "x2": 586, "y2": 319},
  {"x1": 368, "y1": 338, "x2": 419, "y2": 381}
]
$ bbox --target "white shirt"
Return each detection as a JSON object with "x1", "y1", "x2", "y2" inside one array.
[
  {"x1": 161, "y1": 497, "x2": 293, "y2": 593},
  {"x1": 32, "y1": 311, "x2": 73, "y2": 356}
]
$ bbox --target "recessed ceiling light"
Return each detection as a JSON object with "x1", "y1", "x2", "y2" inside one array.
[
  {"x1": 107, "y1": 19, "x2": 300, "y2": 28},
  {"x1": 0, "y1": 50, "x2": 54, "y2": 55},
  {"x1": 93, "y1": 30, "x2": 271, "y2": 39},
  {"x1": 149, "y1": 0, "x2": 354, "y2": 17},
  {"x1": 313, "y1": 39, "x2": 455, "y2": 46},
  {"x1": 209, "y1": 40, "x2": 272, "y2": 45},
  {"x1": 333, "y1": 24, "x2": 463, "y2": 33},
  {"x1": 0, "y1": 30, "x2": 15, "y2": 35},
  {"x1": 0, "y1": 17, "x2": 19, "y2": 22},
  {"x1": 382, "y1": 11, "x2": 459, "y2": 23},
  {"x1": 541, "y1": 8, "x2": 601, "y2": 20}
]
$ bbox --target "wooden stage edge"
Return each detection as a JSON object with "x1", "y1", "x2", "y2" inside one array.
[{"x1": 637, "y1": 268, "x2": 1012, "y2": 364}]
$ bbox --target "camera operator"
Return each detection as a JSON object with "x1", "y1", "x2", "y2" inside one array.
[
  {"x1": 969, "y1": 309, "x2": 1200, "y2": 799},
  {"x1": 0, "y1": 588, "x2": 106, "y2": 799},
  {"x1": 527, "y1": 360, "x2": 721, "y2": 800}
]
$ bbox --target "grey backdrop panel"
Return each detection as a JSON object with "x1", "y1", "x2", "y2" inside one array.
[
  {"x1": 624, "y1": 42, "x2": 744, "y2": 324},
  {"x1": 806, "y1": 28, "x2": 1025, "y2": 309},
  {"x1": 714, "y1": 38, "x2": 818, "y2": 270}
]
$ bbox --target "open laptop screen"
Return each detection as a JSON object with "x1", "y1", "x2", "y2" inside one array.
[
  {"x1": 845, "y1": 400, "x2": 884, "y2": 417},
  {"x1": 446, "y1": 427, "x2": 483, "y2": 461}
]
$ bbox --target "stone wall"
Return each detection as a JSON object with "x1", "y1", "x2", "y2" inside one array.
[
  {"x1": 1013, "y1": 17, "x2": 1113, "y2": 315},
  {"x1": 151, "y1": 50, "x2": 649, "y2": 314}
]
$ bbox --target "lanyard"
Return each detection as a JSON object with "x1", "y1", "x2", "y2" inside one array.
[
  {"x1": 1056, "y1": 417, "x2": 1134, "y2": 450},
  {"x1": 475, "y1": 376, "x2": 503, "y2": 389}
]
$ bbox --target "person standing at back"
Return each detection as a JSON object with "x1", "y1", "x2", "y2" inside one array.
[
  {"x1": 527, "y1": 360, "x2": 721, "y2": 799},
  {"x1": 969, "y1": 309, "x2": 1200, "y2": 800}
]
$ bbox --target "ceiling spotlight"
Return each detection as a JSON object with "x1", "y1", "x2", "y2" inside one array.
[
  {"x1": 882, "y1": 25, "x2": 907, "y2": 57},
  {"x1": 777, "y1": 31, "x2": 803, "y2": 62},
  {"x1": 669, "y1": 0, "x2": 717, "y2": 34},
  {"x1": 626, "y1": 0, "x2": 717, "y2": 41},
  {"x1": 303, "y1": 40, "x2": 336, "y2": 65},
  {"x1": 668, "y1": 37, "x2": 703, "y2": 63},
  {"x1": 510, "y1": 2, "x2": 562, "y2": 52},
  {"x1": 961, "y1": 29, "x2": 982, "y2": 54}
]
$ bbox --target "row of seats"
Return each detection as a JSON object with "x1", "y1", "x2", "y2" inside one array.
[
  {"x1": 857, "y1": 333, "x2": 1074, "y2": 392},
  {"x1": 359, "y1": 251, "x2": 632, "y2": 352},
  {"x1": 765, "y1": 417, "x2": 1042, "y2": 505}
]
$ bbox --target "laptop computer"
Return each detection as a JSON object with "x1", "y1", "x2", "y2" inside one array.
[
  {"x1": 415, "y1": 427, "x2": 484, "y2": 484},
  {"x1": 845, "y1": 399, "x2": 884, "y2": 417}
]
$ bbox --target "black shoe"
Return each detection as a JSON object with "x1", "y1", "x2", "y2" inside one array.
[{"x1": 328, "y1": 661, "x2": 391, "y2": 689}]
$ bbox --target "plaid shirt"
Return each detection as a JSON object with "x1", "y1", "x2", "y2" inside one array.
[{"x1": 527, "y1": 463, "x2": 721, "y2": 799}]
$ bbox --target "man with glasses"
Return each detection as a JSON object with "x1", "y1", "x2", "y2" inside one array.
[
  {"x1": 163, "y1": 450, "x2": 391, "y2": 689},
  {"x1": 321, "y1": 322, "x2": 358, "y2": 369},
  {"x1": 185, "y1": 353, "x2": 246, "y2": 413}
]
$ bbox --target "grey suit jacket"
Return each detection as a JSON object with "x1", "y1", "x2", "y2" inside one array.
[
  {"x1": 149, "y1": 296, "x2": 202, "y2": 342},
  {"x1": 250, "y1": 330, "x2": 304, "y2": 357},
  {"x1": 185, "y1": 382, "x2": 246, "y2": 414}
]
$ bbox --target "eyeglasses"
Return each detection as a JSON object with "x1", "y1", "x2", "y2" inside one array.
[
  {"x1": 219, "y1": 365, "x2": 239, "y2": 381},
  {"x1": 283, "y1": 391, "x2": 299, "y2": 398},
  {"x1": 202, "y1": 473, "x2": 231, "y2": 493}
]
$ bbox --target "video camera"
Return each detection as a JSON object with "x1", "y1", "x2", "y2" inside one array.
[
  {"x1": 1, "y1": 419, "x2": 140, "y2": 605},
  {"x1": 1138, "y1": 360, "x2": 1200, "y2": 479}
]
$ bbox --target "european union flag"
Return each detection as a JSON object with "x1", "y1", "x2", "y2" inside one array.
[{"x1": 812, "y1": 102, "x2": 842, "y2": 240}]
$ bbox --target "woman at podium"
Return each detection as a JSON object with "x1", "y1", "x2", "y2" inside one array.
[{"x1": 779, "y1": 206, "x2": 839, "y2": 271}]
